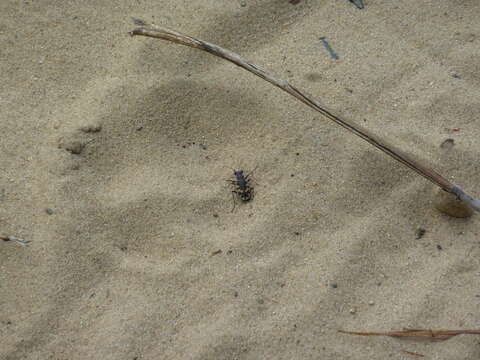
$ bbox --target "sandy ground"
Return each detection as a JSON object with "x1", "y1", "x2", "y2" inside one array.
[{"x1": 1, "y1": 1, "x2": 480, "y2": 359}]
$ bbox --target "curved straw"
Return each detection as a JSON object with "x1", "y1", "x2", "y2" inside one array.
[{"x1": 129, "y1": 19, "x2": 480, "y2": 213}]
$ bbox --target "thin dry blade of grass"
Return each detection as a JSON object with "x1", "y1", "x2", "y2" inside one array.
[
  {"x1": 339, "y1": 329, "x2": 480, "y2": 341},
  {"x1": 129, "y1": 19, "x2": 480, "y2": 213}
]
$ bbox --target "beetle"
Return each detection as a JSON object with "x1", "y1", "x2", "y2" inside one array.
[{"x1": 228, "y1": 167, "x2": 256, "y2": 212}]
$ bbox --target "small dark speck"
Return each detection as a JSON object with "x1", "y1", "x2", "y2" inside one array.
[
  {"x1": 200, "y1": 143, "x2": 207, "y2": 150},
  {"x1": 6, "y1": 321, "x2": 12, "y2": 325},
  {"x1": 211, "y1": 249, "x2": 222, "y2": 256},
  {"x1": 227, "y1": 249, "x2": 233, "y2": 255},
  {"x1": 437, "y1": 244, "x2": 443, "y2": 250},
  {"x1": 45, "y1": 208, "x2": 54, "y2": 215},
  {"x1": 452, "y1": 73, "x2": 461, "y2": 79},
  {"x1": 182, "y1": 145, "x2": 186, "y2": 148},
  {"x1": 120, "y1": 246, "x2": 127, "y2": 251},
  {"x1": 345, "y1": 88, "x2": 353, "y2": 93},
  {"x1": 234, "y1": 291, "x2": 239, "y2": 297},
  {"x1": 331, "y1": 283, "x2": 338, "y2": 289},
  {"x1": 296, "y1": 152, "x2": 300, "y2": 156},
  {"x1": 291, "y1": 174, "x2": 295, "y2": 177},
  {"x1": 213, "y1": 213, "x2": 219, "y2": 218},
  {"x1": 136, "y1": 126, "x2": 143, "y2": 131},
  {"x1": 415, "y1": 228, "x2": 426, "y2": 239},
  {"x1": 294, "y1": 231, "x2": 300, "y2": 235}
]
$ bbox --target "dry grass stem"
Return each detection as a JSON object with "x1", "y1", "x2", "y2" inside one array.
[{"x1": 129, "y1": 19, "x2": 480, "y2": 213}]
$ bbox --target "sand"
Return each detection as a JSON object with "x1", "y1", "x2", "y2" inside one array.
[{"x1": 1, "y1": 1, "x2": 480, "y2": 359}]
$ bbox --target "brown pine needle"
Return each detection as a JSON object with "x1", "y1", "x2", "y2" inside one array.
[
  {"x1": 338, "y1": 329, "x2": 480, "y2": 341},
  {"x1": 129, "y1": 19, "x2": 480, "y2": 213}
]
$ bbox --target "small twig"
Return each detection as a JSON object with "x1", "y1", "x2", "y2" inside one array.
[
  {"x1": 129, "y1": 19, "x2": 480, "y2": 213},
  {"x1": 1, "y1": 235, "x2": 31, "y2": 246},
  {"x1": 338, "y1": 329, "x2": 480, "y2": 341}
]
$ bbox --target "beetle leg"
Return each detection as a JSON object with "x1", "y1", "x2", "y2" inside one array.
[{"x1": 231, "y1": 191, "x2": 237, "y2": 212}]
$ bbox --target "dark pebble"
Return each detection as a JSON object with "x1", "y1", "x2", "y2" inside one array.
[
  {"x1": 415, "y1": 228, "x2": 426, "y2": 239},
  {"x1": 437, "y1": 244, "x2": 443, "y2": 250},
  {"x1": 65, "y1": 141, "x2": 86, "y2": 155},
  {"x1": 440, "y1": 138, "x2": 454, "y2": 149},
  {"x1": 45, "y1": 208, "x2": 54, "y2": 215},
  {"x1": 331, "y1": 283, "x2": 338, "y2": 289}
]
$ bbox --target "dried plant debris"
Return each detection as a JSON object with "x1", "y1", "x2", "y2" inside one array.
[
  {"x1": 349, "y1": 0, "x2": 364, "y2": 9},
  {"x1": 338, "y1": 329, "x2": 480, "y2": 341},
  {"x1": 319, "y1": 37, "x2": 339, "y2": 60},
  {"x1": 1, "y1": 235, "x2": 31, "y2": 246}
]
